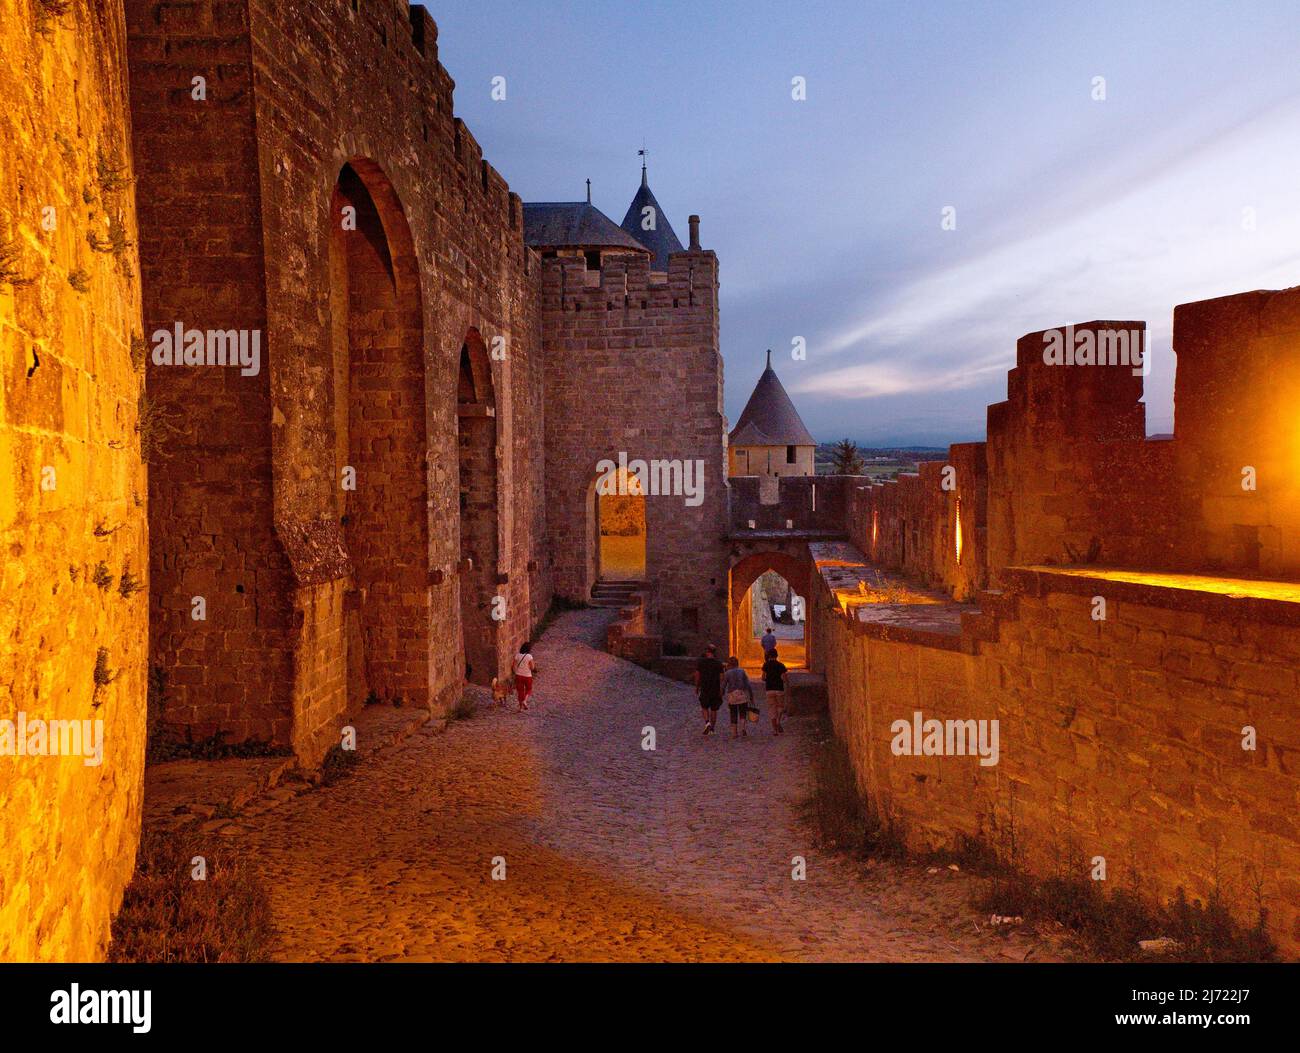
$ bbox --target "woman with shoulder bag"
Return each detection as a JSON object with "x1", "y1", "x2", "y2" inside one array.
[
  {"x1": 512, "y1": 642, "x2": 537, "y2": 712},
  {"x1": 720, "y1": 656, "x2": 755, "y2": 739}
]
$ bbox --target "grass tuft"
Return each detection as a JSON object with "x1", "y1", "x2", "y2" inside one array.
[
  {"x1": 34, "y1": 0, "x2": 72, "y2": 36},
  {"x1": 974, "y1": 865, "x2": 1276, "y2": 962},
  {"x1": 449, "y1": 691, "x2": 477, "y2": 720},
  {"x1": 118, "y1": 563, "x2": 145, "y2": 598},
  {"x1": 0, "y1": 239, "x2": 33, "y2": 287},
  {"x1": 108, "y1": 828, "x2": 273, "y2": 963},
  {"x1": 130, "y1": 332, "x2": 149, "y2": 372},
  {"x1": 320, "y1": 743, "x2": 360, "y2": 786},
  {"x1": 137, "y1": 393, "x2": 181, "y2": 462},
  {"x1": 91, "y1": 560, "x2": 113, "y2": 590},
  {"x1": 800, "y1": 718, "x2": 906, "y2": 860},
  {"x1": 95, "y1": 146, "x2": 132, "y2": 194}
]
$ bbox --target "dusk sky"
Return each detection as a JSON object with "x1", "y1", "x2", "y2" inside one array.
[{"x1": 434, "y1": 0, "x2": 1300, "y2": 446}]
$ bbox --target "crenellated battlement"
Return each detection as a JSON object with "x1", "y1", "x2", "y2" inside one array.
[
  {"x1": 809, "y1": 291, "x2": 1300, "y2": 958},
  {"x1": 814, "y1": 295, "x2": 1300, "y2": 602},
  {"x1": 539, "y1": 248, "x2": 718, "y2": 316}
]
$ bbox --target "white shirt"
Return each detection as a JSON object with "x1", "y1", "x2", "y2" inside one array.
[{"x1": 513, "y1": 653, "x2": 535, "y2": 677}]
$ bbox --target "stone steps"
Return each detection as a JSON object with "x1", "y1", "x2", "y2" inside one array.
[{"x1": 590, "y1": 580, "x2": 643, "y2": 608}]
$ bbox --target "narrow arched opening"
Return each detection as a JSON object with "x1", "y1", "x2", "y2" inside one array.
[
  {"x1": 328, "y1": 160, "x2": 429, "y2": 710},
  {"x1": 596, "y1": 465, "x2": 646, "y2": 582},
  {"x1": 728, "y1": 551, "x2": 811, "y2": 672},
  {"x1": 456, "y1": 328, "x2": 500, "y2": 685}
]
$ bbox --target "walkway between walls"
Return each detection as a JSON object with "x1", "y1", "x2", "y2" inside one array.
[{"x1": 155, "y1": 609, "x2": 1073, "y2": 962}]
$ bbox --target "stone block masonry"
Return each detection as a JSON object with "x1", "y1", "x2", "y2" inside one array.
[
  {"x1": 811, "y1": 304, "x2": 1300, "y2": 958},
  {"x1": 541, "y1": 251, "x2": 728, "y2": 651},
  {"x1": 1, "y1": 0, "x2": 148, "y2": 961},
  {"x1": 5, "y1": 0, "x2": 732, "y2": 963},
  {"x1": 812, "y1": 556, "x2": 1300, "y2": 957},
  {"x1": 126, "y1": 0, "x2": 551, "y2": 765}
]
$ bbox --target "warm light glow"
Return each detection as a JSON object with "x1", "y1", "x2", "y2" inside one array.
[
  {"x1": 954, "y1": 497, "x2": 963, "y2": 565},
  {"x1": 871, "y1": 509, "x2": 879, "y2": 552}
]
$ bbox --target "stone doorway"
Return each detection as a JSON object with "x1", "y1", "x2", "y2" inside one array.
[
  {"x1": 741, "y1": 569, "x2": 806, "y2": 668},
  {"x1": 595, "y1": 466, "x2": 646, "y2": 582},
  {"x1": 728, "y1": 550, "x2": 811, "y2": 670}
]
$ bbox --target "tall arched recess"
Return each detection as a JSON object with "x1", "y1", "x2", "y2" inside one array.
[
  {"x1": 328, "y1": 160, "x2": 431, "y2": 708},
  {"x1": 456, "y1": 328, "x2": 501, "y2": 684}
]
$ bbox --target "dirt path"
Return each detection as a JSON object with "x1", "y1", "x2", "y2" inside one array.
[{"x1": 217, "y1": 609, "x2": 1066, "y2": 961}]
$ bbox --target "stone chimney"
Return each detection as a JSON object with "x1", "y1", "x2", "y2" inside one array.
[{"x1": 688, "y1": 214, "x2": 700, "y2": 250}]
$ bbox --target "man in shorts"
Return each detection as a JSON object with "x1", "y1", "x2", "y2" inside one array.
[{"x1": 694, "y1": 644, "x2": 725, "y2": 735}]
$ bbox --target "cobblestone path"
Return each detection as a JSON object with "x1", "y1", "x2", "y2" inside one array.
[{"x1": 221, "y1": 610, "x2": 1068, "y2": 962}]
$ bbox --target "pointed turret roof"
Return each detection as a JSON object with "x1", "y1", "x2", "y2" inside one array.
[
  {"x1": 729, "y1": 351, "x2": 817, "y2": 447},
  {"x1": 620, "y1": 163, "x2": 684, "y2": 271}
]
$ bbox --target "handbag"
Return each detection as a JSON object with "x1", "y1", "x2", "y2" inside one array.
[{"x1": 746, "y1": 704, "x2": 760, "y2": 723}]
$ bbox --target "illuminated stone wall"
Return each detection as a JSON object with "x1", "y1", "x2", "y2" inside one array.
[
  {"x1": 812, "y1": 562, "x2": 1300, "y2": 957},
  {"x1": 813, "y1": 298, "x2": 1300, "y2": 958},
  {"x1": 0, "y1": 0, "x2": 147, "y2": 962}
]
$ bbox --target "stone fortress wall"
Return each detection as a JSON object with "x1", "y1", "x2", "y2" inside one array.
[
  {"x1": 2, "y1": 0, "x2": 730, "y2": 961},
  {"x1": 1, "y1": 0, "x2": 148, "y2": 963},
  {"x1": 3, "y1": 0, "x2": 558, "y2": 961},
  {"x1": 541, "y1": 249, "x2": 728, "y2": 652},
  {"x1": 3, "y1": 0, "x2": 1297, "y2": 963},
  {"x1": 126, "y1": 0, "x2": 549, "y2": 764},
  {"x1": 804, "y1": 301, "x2": 1300, "y2": 957}
]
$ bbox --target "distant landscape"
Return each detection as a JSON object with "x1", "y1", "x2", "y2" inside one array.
[{"x1": 813, "y1": 443, "x2": 948, "y2": 480}]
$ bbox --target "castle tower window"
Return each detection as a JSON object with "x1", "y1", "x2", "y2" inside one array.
[
  {"x1": 786, "y1": 445, "x2": 796, "y2": 464},
  {"x1": 585, "y1": 250, "x2": 601, "y2": 270}
]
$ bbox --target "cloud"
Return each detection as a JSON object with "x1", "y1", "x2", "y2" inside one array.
[
  {"x1": 801, "y1": 92, "x2": 1300, "y2": 413},
  {"x1": 794, "y1": 357, "x2": 1008, "y2": 400}
]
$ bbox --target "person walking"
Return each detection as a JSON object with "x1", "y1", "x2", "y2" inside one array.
[
  {"x1": 761, "y1": 647, "x2": 789, "y2": 734},
  {"x1": 721, "y1": 656, "x2": 755, "y2": 739},
  {"x1": 694, "y1": 644, "x2": 724, "y2": 735},
  {"x1": 760, "y1": 626, "x2": 777, "y2": 655},
  {"x1": 512, "y1": 642, "x2": 537, "y2": 712}
]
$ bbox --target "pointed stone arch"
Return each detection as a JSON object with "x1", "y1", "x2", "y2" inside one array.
[
  {"x1": 728, "y1": 549, "x2": 811, "y2": 668},
  {"x1": 457, "y1": 327, "x2": 501, "y2": 684},
  {"x1": 326, "y1": 158, "x2": 430, "y2": 716}
]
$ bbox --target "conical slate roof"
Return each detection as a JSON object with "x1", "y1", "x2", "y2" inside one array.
[
  {"x1": 620, "y1": 167, "x2": 684, "y2": 271},
  {"x1": 523, "y1": 202, "x2": 651, "y2": 254},
  {"x1": 729, "y1": 351, "x2": 817, "y2": 447}
]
